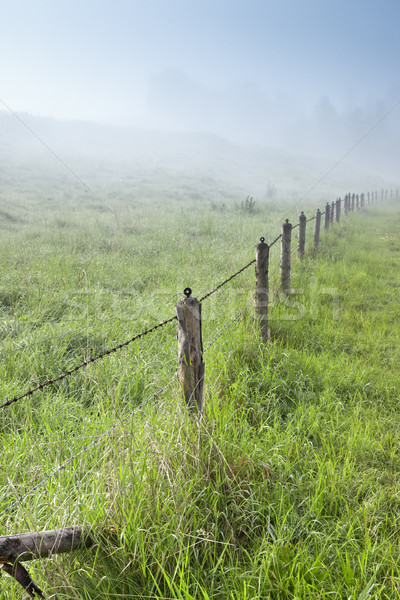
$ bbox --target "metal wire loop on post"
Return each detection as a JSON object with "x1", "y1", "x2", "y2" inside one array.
[{"x1": 1, "y1": 195, "x2": 355, "y2": 412}]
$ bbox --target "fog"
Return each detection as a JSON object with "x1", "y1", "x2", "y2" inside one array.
[
  {"x1": 1, "y1": 0, "x2": 399, "y2": 191},
  {"x1": 0, "y1": 109, "x2": 392, "y2": 213},
  {"x1": 143, "y1": 70, "x2": 400, "y2": 179}
]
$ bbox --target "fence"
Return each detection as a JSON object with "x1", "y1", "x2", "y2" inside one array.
[{"x1": 0, "y1": 188, "x2": 398, "y2": 597}]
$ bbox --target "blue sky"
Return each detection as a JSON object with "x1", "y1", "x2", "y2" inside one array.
[{"x1": 1, "y1": 0, "x2": 400, "y2": 169}]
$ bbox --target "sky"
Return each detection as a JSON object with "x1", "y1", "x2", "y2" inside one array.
[{"x1": 1, "y1": 0, "x2": 400, "y2": 175}]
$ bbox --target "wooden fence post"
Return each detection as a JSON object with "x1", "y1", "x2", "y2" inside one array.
[
  {"x1": 344, "y1": 194, "x2": 348, "y2": 216},
  {"x1": 280, "y1": 219, "x2": 292, "y2": 294},
  {"x1": 297, "y1": 211, "x2": 307, "y2": 259},
  {"x1": 330, "y1": 201, "x2": 335, "y2": 224},
  {"x1": 255, "y1": 237, "x2": 269, "y2": 343},
  {"x1": 0, "y1": 527, "x2": 92, "y2": 597},
  {"x1": 313, "y1": 208, "x2": 321, "y2": 248},
  {"x1": 335, "y1": 198, "x2": 341, "y2": 223},
  {"x1": 176, "y1": 289, "x2": 205, "y2": 413},
  {"x1": 351, "y1": 194, "x2": 355, "y2": 211},
  {"x1": 324, "y1": 202, "x2": 330, "y2": 230},
  {"x1": 0, "y1": 527, "x2": 91, "y2": 563}
]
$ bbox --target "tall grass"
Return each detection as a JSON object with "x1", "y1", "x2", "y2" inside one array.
[{"x1": 1, "y1": 192, "x2": 400, "y2": 598}]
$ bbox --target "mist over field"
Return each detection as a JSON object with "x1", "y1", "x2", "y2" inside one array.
[
  {"x1": 1, "y1": 0, "x2": 399, "y2": 198},
  {"x1": 2, "y1": 3, "x2": 400, "y2": 599},
  {"x1": 144, "y1": 69, "x2": 400, "y2": 180},
  {"x1": 0, "y1": 109, "x2": 396, "y2": 218}
]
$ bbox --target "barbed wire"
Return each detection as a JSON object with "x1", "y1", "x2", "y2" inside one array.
[
  {"x1": 0, "y1": 253, "x2": 261, "y2": 409},
  {"x1": 0, "y1": 198, "x2": 384, "y2": 515},
  {"x1": 203, "y1": 298, "x2": 253, "y2": 354},
  {"x1": 201, "y1": 195, "x2": 380, "y2": 357},
  {"x1": 0, "y1": 193, "x2": 373, "y2": 410},
  {"x1": 1, "y1": 255, "x2": 259, "y2": 409},
  {"x1": 0, "y1": 293, "x2": 180, "y2": 359},
  {"x1": 269, "y1": 260, "x2": 282, "y2": 280},
  {"x1": 0, "y1": 315, "x2": 177, "y2": 409},
  {"x1": 197, "y1": 225, "x2": 285, "y2": 305},
  {"x1": 0, "y1": 378, "x2": 176, "y2": 517},
  {"x1": 199, "y1": 258, "x2": 256, "y2": 302},
  {"x1": 269, "y1": 232, "x2": 282, "y2": 247},
  {"x1": 203, "y1": 259, "x2": 281, "y2": 353},
  {"x1": 6, "y1": 252, "x2": 303, "y2": 513},
  {"x1": 0, "y1": 206, "x2": 330, "y2": 363}
]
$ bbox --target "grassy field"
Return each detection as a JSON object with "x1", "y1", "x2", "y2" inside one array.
[{"x1": 1, "y1": 171, "x2": 400, "y2": 599}]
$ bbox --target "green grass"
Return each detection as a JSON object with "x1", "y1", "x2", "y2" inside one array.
[{"x1": 1, "y1": 186, "x2": 400, "y2": 598}]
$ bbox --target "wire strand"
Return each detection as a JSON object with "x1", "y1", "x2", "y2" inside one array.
[
  {"x1": 0, "y1": 379, "x2": 175, "y2": 517},
  {"x1": 199, "y1": 258, "x2": 256, "y2": 302},
  {"x1": 0, "y1": 315, "x2": 176, "y2": 409},
  {"x1": 0, "y1": 97, "x2": 114, "y2": 215},
  {"x1": 203, "y1": 259, "x2": 281, "y2": 353}
]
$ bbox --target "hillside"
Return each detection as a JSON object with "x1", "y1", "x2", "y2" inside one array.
[{"x1": 0, "y1": 111, "x2": 393, "y2": 217}]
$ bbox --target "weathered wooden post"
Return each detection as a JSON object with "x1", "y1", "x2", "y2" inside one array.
[
  {"x1": 280, "y1": 219, "x2": 292, "y2": 294},
  {"x1": 356, "y1": 194, "x2": 360, "y2": 210},
  {"x1": 255, "y1": 237, "x2": 269, "y2": 343},
  {"x1": 0, "y1": 528, "x2": 92, "y2": 563},
  {"x1": 313, "y1": 208, "x2": 321, "y2": 248},
  {"x1": 176, "y1": 288, "x2": 205, "y2": 413},
  {"x1": 351, "y1": 194, "x2": 355, "y2": 211},
  {"x1": 361, "y1": 193, "x2": 365, "y2": 208},
  {"x1": 367, "y1": 191, "x2": 370, "y2": 205},
  {"x1": 343, "y1": 195, "x2": 348, "y2": 216},
  {"x1": 297, "y1": 211, "x2": 307, "y2": 259},
  {"x1": 330, "y1": 201, "x2": 335, "y2": 223},
  {"x1": 335, "y1": 198, "x2": 341, "y2": 223},
  {"x1": 0, "y1": 527, "x2": 92, "y2": 597},
  {"x1": 324, "y1": 202, "x2": 330, "y2": 230}
]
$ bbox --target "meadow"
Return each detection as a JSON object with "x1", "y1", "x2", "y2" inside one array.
[{"x1": 0, "y1": 129, "x2": 399, "y2": 598}]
